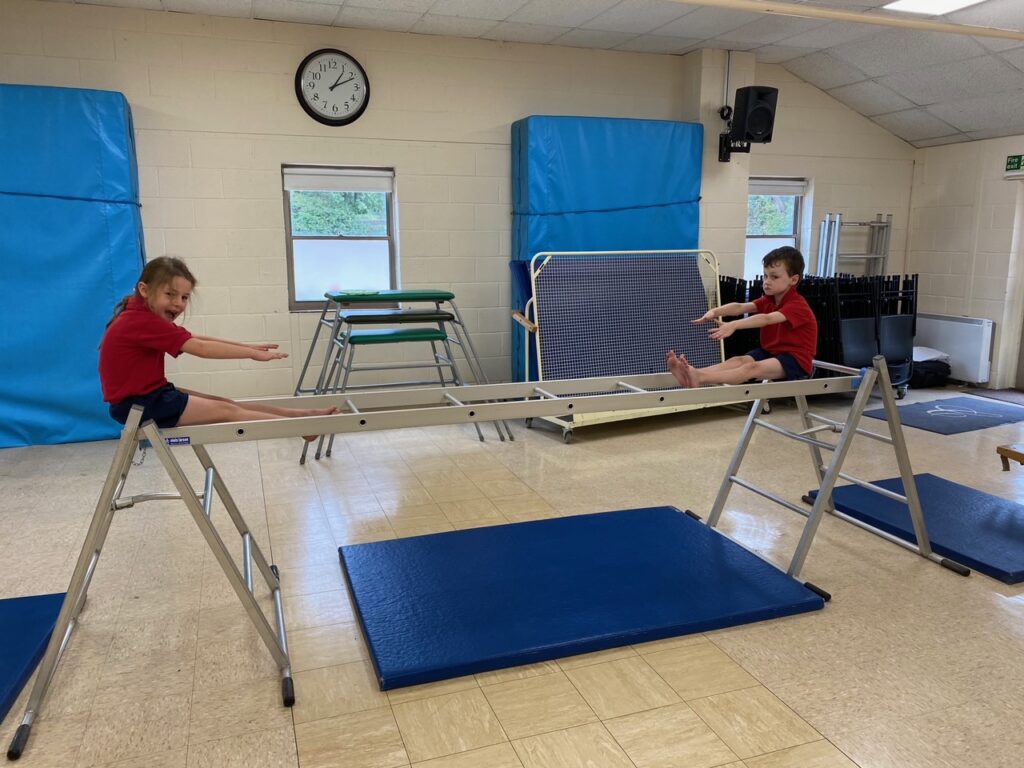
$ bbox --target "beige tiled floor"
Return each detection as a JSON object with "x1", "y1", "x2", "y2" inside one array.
[{"x1": 2, "y1": 388, "x2": 1024, "y2": 766}]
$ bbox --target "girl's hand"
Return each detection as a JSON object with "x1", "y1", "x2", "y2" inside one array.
[
  {"x1": 692, "y1": 310, "x2": 717, "y2": 324},
  {"x1": 709, "y1": 321, "x2": 735, "y2": 340},
  {"x1": 248, "y1": 342, "x2": 279, "y2": 351},
  {"x1": 252, "y1": 349, "x2": 288, "y2": 361}
]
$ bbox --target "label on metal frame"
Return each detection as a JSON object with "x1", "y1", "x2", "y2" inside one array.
[{"x1": 165, "y1": 436, "x2": 191, "y2": 446}]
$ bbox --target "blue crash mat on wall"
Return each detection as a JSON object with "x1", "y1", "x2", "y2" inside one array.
[
  {"x1": 340, "y1": 506, "x2": 823, "y2": 690},
  {"x1": 0, "y1": 85, "x2": 144, "y2": 447},
  {"x1": 0, "y1": 593, "x2": 65, "y2": 724}
]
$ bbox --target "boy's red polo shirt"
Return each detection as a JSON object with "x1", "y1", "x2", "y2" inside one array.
[{"x1": 752, "y1": 288, "x2": 817, "y2": 375}]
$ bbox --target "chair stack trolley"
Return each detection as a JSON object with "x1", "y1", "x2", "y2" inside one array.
[{"x1": 7, "y1": 357, "x2": 970, "y2": 760}]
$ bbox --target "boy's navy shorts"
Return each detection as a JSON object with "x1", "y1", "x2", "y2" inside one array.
[
  {"x1": 746, "y1": 347, "x2": 811, "y2": 381},
  {"x1": 109, "y1": 383, "x2": 189, "y2": 428}
]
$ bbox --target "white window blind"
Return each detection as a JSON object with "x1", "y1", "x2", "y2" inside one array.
[
  {"x1": 749, "y1": 177, "x2": 807, "y2": 197},
  {"x1": 283, "y1": 166, "x2": 394, "y2": 193}
]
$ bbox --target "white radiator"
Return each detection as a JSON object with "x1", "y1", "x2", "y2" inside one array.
[{"x1": 915, "y1": 313, "x2": 994, "y2": 384}]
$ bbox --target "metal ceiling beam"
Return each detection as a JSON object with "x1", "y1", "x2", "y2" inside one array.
[{"x1": 669, "y1": 0, "x2": 1024, "y2": 42}]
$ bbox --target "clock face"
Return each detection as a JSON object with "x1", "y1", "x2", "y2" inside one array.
[{"x1": 295, "y1": 48, "x2": 370, "y2": 126}]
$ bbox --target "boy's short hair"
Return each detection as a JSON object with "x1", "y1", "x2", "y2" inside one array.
[{"x1": 762, "y1": 246, "x2": 805, "y2": 278}]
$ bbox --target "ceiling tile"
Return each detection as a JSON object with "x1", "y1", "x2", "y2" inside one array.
[
  {"x1": 947, "y1": 0, "x2": 1024, "y2": 30},
  {"x1": 774, "y1": 20, "x2": 878, "y2": 49},
  {"x1": 1001, "y1": 46, "x2": 1024, "y2": 72},
  {"x1": 344, "y1": 0, "x2": 433, "y2": 12},
  {"x1": 254, "y1": 0, "x2": 339, "y2": 25},
  {"x1": 701, "y1": 38, "x2": 760, "y2": 51},
  {"x1": 412, "y1": 14, "x2": 497, "y2": 36},
  {"x1": 480, "y1": 21, "x2": 569, "y2": 44},
  {"x1": 912, "y1": 134, "x2": 972, "y2": 148},
  {"x1": 872, "y1": 108, "x2": 959, "y2": 141},
  {"x1": 879, "y1": 54, "x2": 1024, "y2": 106},
  {"x1": 754, "y1": 45, "x2": 818, "y2": 64},
  {"x1": 583, "y1": 0, "x2": 692, "y2": 35},
  {"x1": 613, "y1": 34, "x2": 702, "y2": 54},
  {"x1": 427, "y1": 0, "x2": 530, "y2": 22},
  {"x1": 653, "y1": 6, "x2": 761, "y2": 39},
  {"x1": 828, "y1": 80, "x2": 914, "y2": 116},
  {"x1": 333, "y1": 5, "x2": 421, "y2": 31},
  {"x1": 928, "y1": 92, "x2": 1024, "y2": 133},
  {"x1": 163, "y1": 0, "x2": 253, "y2": 17},
  {"x1": 551, "y1": 28, "x2": 637, "y2": 49},
  {"x1": 719, "y1": 15, "x2": 826, "y2": 44},
  {"x1": 966, "y1": 127, "x2": 1024, "y2": 141},
  {"x1": 506, "y1": 0, "x2": 621, "y2": 29},
  {"x1": 78, "y1": 0, "x2": 162, "y2": 9},
  {"x1": 784, "y1": 51, "x2": 869, "y2": 90},
  {"x1": 829, "y1": 28, "x2": 988, "y2": 77}
]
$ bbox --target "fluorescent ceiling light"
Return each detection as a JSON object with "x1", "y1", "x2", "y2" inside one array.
[{"x1": 883, "y1": 0, "x2": 986, "y2": 14}]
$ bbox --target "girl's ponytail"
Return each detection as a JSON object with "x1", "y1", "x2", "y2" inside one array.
[{"x1": 106, "y1": 295, "x2": 132, "y2": 328}]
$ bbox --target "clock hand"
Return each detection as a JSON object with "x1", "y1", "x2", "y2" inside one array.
[{"x1": 329, "y1": 75, "x2": 354, "y2": 91}]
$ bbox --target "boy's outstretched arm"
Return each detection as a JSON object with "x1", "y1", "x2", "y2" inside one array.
[
  {"x1": 693, "y1": 302, "x2": 757, "y2": 323},
  {"x1": 708, "y1": 311, "x2": 787, "y2": 340}
]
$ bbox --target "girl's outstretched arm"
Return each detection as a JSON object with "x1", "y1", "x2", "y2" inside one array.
[
  {"x1": 189, "y1": 334, "x2": 279, "y2": 351},
  {"x1": 181, "y1": 337, "x2": 287, "y2": 361}
]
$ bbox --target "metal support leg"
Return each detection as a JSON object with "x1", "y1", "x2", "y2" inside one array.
[
  {"x1": 440, "y1": 337, "x2": 486, "y2": 443},
  {"x1": 707, "y1": 398, "x2": 764, "y2": 527},
  {"x1": 7, "y1": 410, "x2": 145, "y2": 760}
]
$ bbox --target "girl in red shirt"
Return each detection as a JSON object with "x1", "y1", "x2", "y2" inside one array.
[
  {"x1": 99, "y1": 256, "x2": 336, "y2": 432},
  {"x1": 668, "y1": 247, "x2": 818, "y2": 387}
]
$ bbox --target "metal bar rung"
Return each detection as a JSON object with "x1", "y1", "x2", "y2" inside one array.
[
  {"x1": 202, "y1": 468, "x2": 215, "y2": 519},
  {"x1": 114, "y1": 492, "x2": 183, "y2": 510},
  {"x1": 345, "y1": 399, "x2": 359, "y2": 414},
  {"x1": 730, "y1": 476, "x2": 810, "y2": 518},
  {"x1": 836, "y1": 472, "x2": 908, "y2": 503},
  {"x1": 798, "y1": 424, "x2": 837, "y2": 436},
  {"x1": 534, "y1": 387, "x2": 559, "y2": 400},
  {"x1": 444, "y1": 392, "x2": 464, "y2": 406},
  {"x1": 616, "y1": 381, "x2": 647, "y2": 393},
  {"x1": 243, "y1": 533, "x2": 254, "y2": 593},
  {"x1": 753, "y1": 418, "x2": 836, "y2": 451},
  {"x1": 807, "y1": 413, "x2": 893, "y2": 444}
]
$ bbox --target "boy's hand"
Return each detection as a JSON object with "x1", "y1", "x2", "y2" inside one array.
[
  {"x1": 708, "y1": 321, "x2": 735, "y2": 340},
  {"x1": 247, "y1": 342, "x2": 280, "y2": 351},
  {"x1": 692, "y1": 310, "x2": 717, "y2": 324},
  {"x1": 252, "y1": 349, "x2": 288, "y2": 361}
]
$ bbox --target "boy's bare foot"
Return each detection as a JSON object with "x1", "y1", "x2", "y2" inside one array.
[
  {"x1": 667, "y1": 351, "x2": 693, "y2": 388},
  {"x1": 677, "y1": 353, "x2": 702, "y2": 387},
  {"x1": 302, "y1": 406, "x2": 339, "y2": 441}
]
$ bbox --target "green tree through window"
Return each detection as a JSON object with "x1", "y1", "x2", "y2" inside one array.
[
  {"x1": 747, "y1": 195, "x2": 796, "y2": 236},
  {"x1": 290, "y1": 190, "x2": 387, "y2": 237}
]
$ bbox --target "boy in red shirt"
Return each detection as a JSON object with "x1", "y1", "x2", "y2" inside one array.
[{"x1": 668, "y1": 247, "x2": 817, "y2": 387}]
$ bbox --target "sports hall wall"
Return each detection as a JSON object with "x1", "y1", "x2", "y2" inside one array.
[{"x1": 2, "y1": 0, "x2": 1016, "y2": 398}]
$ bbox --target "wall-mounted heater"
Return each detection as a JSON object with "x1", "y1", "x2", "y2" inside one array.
[{"x1": 915, "y1": 313, "x2": 994, "y2": 384}]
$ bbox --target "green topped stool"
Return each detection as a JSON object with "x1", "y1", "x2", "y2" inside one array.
[{"x1": 296, "y1": 289, "x2": 511, "y2": 463}]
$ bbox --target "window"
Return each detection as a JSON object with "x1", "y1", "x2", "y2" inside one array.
[
  {"x1": 745, "y1": 177, "x2": 806, "y2": 279},
  {"x1": 283, "y1": 166, "x2": 398, "y2": 311}
]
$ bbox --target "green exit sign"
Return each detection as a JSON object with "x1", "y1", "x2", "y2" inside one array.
[{"x1": 1007, "y1": 154, "x2": 1023, "y2": 172}]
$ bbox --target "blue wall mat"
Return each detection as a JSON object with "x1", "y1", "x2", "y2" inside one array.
[
  {"x1": 819, "y1": 474, "x2": 1024, "y2": 583},
  {"x1": 864, "y1": 396, "x2": 1024, "y2": 435},
  {"x1": 0, "y1": 593, "x2": 65, "y2": 725},
  {"x1": 509, "y1": 116, "x2": 703, "y2": 381},
  {"x1": 340, "y1": 507, "x2": 823, "y2": 690},
  {"x1": 0, "y1": 85, "x2": 144, "y2": 448}
]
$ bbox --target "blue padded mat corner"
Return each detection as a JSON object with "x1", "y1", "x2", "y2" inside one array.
[
  {"x1": 339, "y1": 507, "x2": 824, "y2": 690},
  {"x1": 864, "y1": 395, "x2": 1024, "y2": 435},
  {"x1": 813, "y1": 474, "x2": 1024, "y2": 583},
  {"x1": 1, "y1": 593, "x2": 65, "y2": 724}
]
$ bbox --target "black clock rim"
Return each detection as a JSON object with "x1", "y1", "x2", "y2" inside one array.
[{"x1": 294, "y1": 47, "x2": 371, "y2": 127}]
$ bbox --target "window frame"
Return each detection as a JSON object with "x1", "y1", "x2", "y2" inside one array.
[
  {"x1": 745, "y1": 177, "x2": 807, "y2": 279},
  {"x1": 282, "y1": 164, "x2": 399, "y2": 312}
]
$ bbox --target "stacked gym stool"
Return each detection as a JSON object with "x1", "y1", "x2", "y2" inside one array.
[{"x1": 295, "y1": 289, "x2": 512, "y2": 463}]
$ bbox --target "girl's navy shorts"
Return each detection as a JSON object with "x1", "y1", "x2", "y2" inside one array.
[
  {"x1": 746, "y1": 347, "x2": 810, "y2": 381},
  {"x1": 109, "y1": 383, "x2": 189, "y2": 428}
]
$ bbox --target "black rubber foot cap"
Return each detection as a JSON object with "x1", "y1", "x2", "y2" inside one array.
[
  {"x1": 803, "y1": 581, "x2": 832, "y2": 601},
  {"x1": 940, "y1": 558, "x2": 971, "y2": 577},
  {"x1": 7, "y1": 724, "x2": 31, "y2": 760},
  {"x1": 683, "y1": 509, "x2": 702, "y2": 520},
  {"x1": 282, "y1": 677, "x2": 295, "y2": 707}
]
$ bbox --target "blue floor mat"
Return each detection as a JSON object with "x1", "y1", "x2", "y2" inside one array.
[
  {"x1": 815, "y1": 474, "x2": 1024, "y2": 583},
  {"x1": 0, "y1": 593, "x2": 64, "y2": 724},
  {"x1": 864, "y1": 395, "x2": 1024, "y2": 435},
  {"x1": 339, "y1": 507, "x2": 824, "y2": 690}
]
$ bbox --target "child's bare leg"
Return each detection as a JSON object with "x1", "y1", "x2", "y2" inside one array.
[
  {"x1": 179, "y1": 388, "x2": 337, "y2": 418},
  {"x1": 691, "y1": 357, "x2": 785, "y2": 386},
  {"x1": 177, "y1": 394, "x2": 334, "y2": 441}
]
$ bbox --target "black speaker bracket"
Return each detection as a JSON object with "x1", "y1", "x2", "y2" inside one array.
[{"x1": 719, "y1": 133, "x2": 751, "y2": 163}]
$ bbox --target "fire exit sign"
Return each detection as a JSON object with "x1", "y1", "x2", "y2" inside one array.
[{"x1": 1007, "y1": 154, "x2": 1023, "y2": 172}]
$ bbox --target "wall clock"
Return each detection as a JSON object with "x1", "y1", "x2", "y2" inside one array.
[{"x1": 294, "y1": 48, "x2": 370, "y2": 126}]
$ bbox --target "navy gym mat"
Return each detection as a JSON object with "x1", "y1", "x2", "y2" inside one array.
[
  {"x1": 339, "y1": 507, "x2": 824, "y2": 690},
  {"x1": 0, "y1": 593, "x2": 65, "y2": 724},
  {"x1": 815, "y1": 474, "x2": 1024, "y2": 583},
  {"x1": 864, "y1": 395, "x2": 1024, "y2": 435}
]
